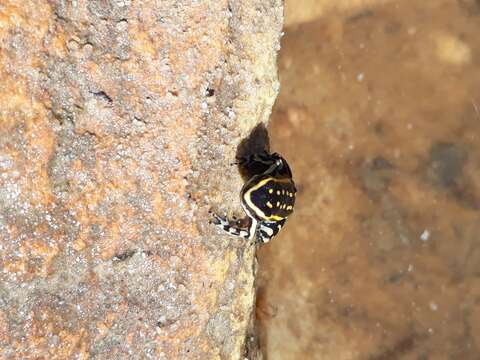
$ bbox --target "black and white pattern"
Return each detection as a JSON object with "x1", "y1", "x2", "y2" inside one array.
[{"x1": 211, "y1": 151, "x2": 296, "y2": 244}]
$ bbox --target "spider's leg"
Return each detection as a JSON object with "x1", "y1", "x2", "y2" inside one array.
[
  {"x1": 236, "y1": 152, "x2": 273, "y2": 167},
  {"x1": 256, "y1": 219, "x2": 286, "y2": 244},
  {"x1": 210, "y1": 212, "x2": 256, "y2": 239},
  {"x1": 234, "y1": 155, "x2": 250, "y2": 167},
  {"x1": 252, "y1": 152, "x2": 277, "y2": 166}
]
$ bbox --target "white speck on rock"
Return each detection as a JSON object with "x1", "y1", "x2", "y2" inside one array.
[{"x1": 420, "y1": 229, "x2": 430, "y2": 241}]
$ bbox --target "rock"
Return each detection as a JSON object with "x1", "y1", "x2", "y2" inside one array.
[{"x1": 0, "y1": 0, "x2": 283, "y2": 358}]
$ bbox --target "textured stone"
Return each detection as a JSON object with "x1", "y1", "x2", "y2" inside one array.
[{"x1": 0, "y1": 0, "x2": 283, "y2": 358}]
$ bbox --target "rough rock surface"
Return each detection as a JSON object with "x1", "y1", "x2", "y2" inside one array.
[{"x1": 0, "y1": 1, "x2": 283, "y2": 358}]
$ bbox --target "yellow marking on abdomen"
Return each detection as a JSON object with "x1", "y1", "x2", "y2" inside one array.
[{"x1": 244, "y1": 177, "x2": 289, "y2": 221}]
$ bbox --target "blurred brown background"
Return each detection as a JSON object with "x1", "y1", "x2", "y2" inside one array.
[{"x1": 257, "y1": 0, "x2": 480, "y2": 359}]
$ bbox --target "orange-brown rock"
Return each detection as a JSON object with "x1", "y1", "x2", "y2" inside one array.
[{"x1": 0, "y1": 1, "x2": 283, "y2": 358}]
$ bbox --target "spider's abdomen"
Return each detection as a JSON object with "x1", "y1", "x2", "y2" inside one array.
[{"x1": 242, "y1": 175, "x2": 296, "y2": 222}]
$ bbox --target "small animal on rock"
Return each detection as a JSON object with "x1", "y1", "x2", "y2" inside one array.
[{"x1": 211, "y1": 151, "x2": 296, "y2": 244}]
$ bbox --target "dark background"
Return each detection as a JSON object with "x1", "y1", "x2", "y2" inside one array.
[{"x1": 258, "y1": 1, "x2": 480, "y2": 358}]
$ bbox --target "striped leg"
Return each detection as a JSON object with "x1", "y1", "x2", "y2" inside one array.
[
  {"x1": 257, "y1": 219, "x2": 286, "y2": 244},
  {"x1": 210, "y1": 212, "x2": 257, "y2": 241}
]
